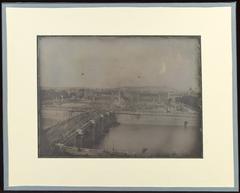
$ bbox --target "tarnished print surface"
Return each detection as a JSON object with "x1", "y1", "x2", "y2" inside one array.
[{"x1": 38, "y1": 36, "x2": 202, "y2": 158}]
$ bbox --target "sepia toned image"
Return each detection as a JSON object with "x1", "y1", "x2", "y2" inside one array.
[{"x1": 38, "y1": 36, "x2": 202, "y2": 158}]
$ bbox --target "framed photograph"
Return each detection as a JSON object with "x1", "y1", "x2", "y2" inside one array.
[{"x1": 2, "y1": 2, "x2": 238, "y2": 191}]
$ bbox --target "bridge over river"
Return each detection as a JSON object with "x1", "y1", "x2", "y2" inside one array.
[
  {"x1": 39, "y1": 106, "x2": 201, "y2": 157},
  {"x1": 40, "y1": 111, "x2": 118, "y2": 155}
]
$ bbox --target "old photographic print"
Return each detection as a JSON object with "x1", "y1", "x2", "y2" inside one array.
[{"x1": 38, "y1": 36, "x2": 202, "y2": 158}]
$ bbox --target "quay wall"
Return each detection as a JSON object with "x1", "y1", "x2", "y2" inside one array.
[{"x1": 116, "y1": 112, "x2": 201, "y2": 127}]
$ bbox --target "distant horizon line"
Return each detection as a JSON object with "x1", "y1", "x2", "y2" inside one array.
[{"x1": 40, "y1": 85, "x2": 200, "y2": 92}]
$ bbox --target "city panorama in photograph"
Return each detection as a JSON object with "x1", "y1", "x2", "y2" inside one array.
[{"x1": 38, "y1": 36, "x2": 202, "y2": 158}]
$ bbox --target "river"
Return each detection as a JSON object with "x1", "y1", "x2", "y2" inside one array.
[{"x1": 98, "y1": 124, "x2": 202, "y2": 157}]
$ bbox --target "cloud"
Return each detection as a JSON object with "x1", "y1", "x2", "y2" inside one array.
[{"x1": 159, "y1": 63, "x2": 166, "y2": 75}]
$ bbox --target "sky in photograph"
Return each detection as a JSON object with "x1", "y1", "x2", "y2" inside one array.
[{"x1": 38, "y1": 36, "x2": 201, "y2": 92}]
